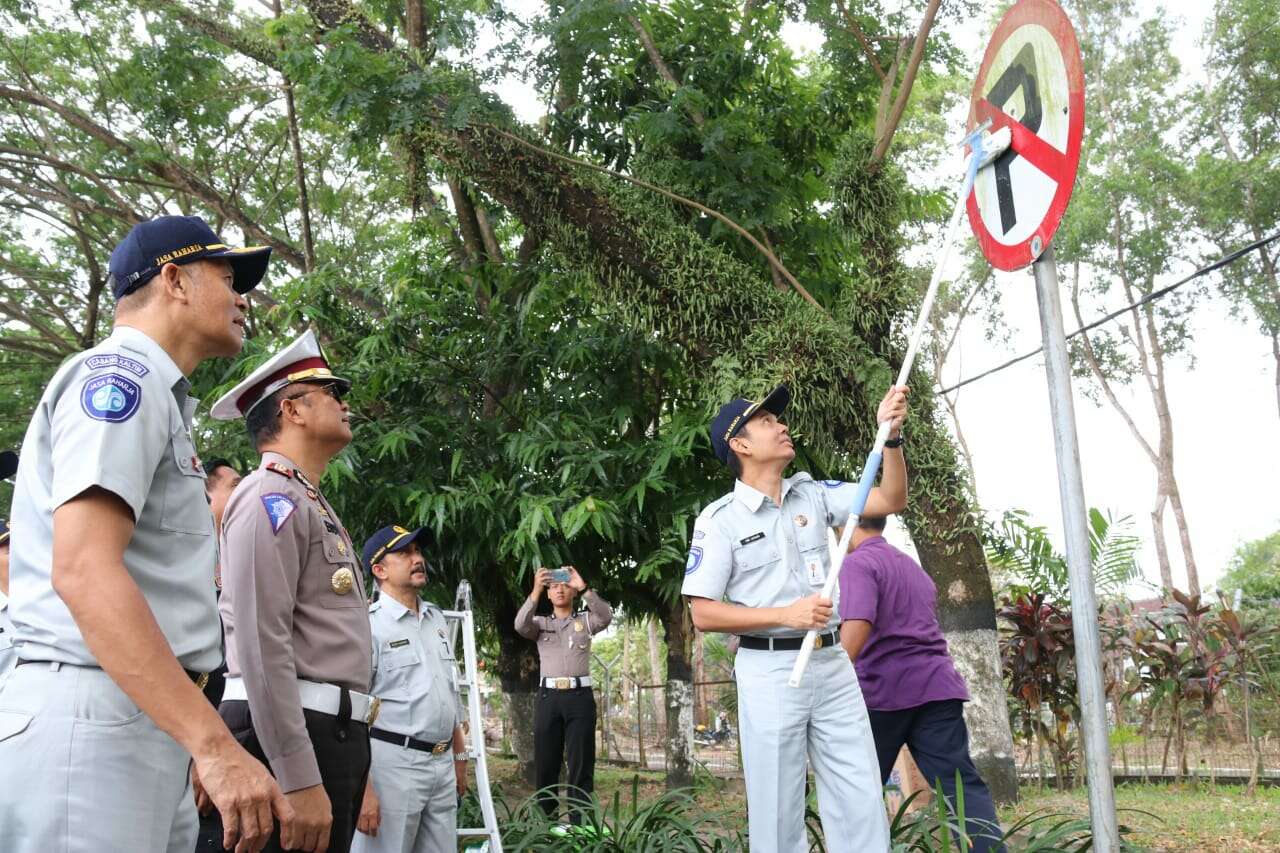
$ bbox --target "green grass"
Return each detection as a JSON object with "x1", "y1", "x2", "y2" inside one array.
[
  {"x1": 1005, "y1": 783, "x2": 1280, "y2": 852},
  {"x1": 476, "y1": 757, "x2": 1280, "y2": 851}
]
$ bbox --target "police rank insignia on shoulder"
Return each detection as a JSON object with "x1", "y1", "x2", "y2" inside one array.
[
  {"x1": 260, "y1": 493, "x2": 297, "y2": 534},
  {"x1": 265, "y1": 461, "x2": 293, "y2": 478}
]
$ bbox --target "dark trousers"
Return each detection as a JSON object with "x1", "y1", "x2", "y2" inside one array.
[
  {"x1": 869, "y1": 699, "x2": 1006, "y2": 853},
  {"x1": 533, "y1": 686, "x2": 596, "y2": 823},
  {"x1": 197, "y1": 699, "x2": 371, "y2": 852}
]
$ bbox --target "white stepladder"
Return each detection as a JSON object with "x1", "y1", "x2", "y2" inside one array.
[{"x1": 443, "y1": 580, "x2": 504, "y2": 852}]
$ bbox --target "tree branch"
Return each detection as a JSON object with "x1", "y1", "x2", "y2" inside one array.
[
  {"x1": 832, "y1": 0, "x2": 886, "y2": 81},
  {"x1": 870, "y1": 0, "x2": 941, "y2": 165}
]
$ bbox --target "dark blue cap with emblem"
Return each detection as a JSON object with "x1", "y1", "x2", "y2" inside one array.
[
  {"x1": 709, "y1": 385, "x2": 790, "y2": 465},
  {"x1": 109, "y1": 215, "x2": 272, "y2": 300},
  {"x1": 362, "y1": 525, "x2": 432, "y2": 572}
]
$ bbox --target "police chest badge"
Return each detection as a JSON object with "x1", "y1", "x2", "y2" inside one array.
[
  {"x1": 574, "y1": 620, "x2": 584, "y2": 633},
  {"x1": 794, "y1": 514, "x2": 809, "y2": 527},
  {"x1": 331, "y1": 567, "x2": 355, "y2": 595}
]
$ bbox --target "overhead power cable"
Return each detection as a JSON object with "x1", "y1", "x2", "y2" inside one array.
[{"x1": 936, "y1": 231, "x2": 1280, "y2": 396}]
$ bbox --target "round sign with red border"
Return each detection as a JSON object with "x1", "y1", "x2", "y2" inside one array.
[{"x1": 966, "y1": 0, "x2": 1085, "y2": 272}]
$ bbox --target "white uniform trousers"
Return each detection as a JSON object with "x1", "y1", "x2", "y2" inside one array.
[
  {"x1": 0, "y1": 662, "x2": 197, "y2": 853},
  {"x1": 352, "y1": 736, "x2": 457, "y2": 853},
  {"x1": 735, "y1": 643, "x2": 890, "y2": 853}
]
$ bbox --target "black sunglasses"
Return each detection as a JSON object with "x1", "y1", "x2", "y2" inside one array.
[{"x1": 278, "y1": 382, "x2": 344, "y2": 415}]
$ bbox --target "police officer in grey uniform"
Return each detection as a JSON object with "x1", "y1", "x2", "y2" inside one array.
[
  {"x1": 682, "y1": 384, "x2": 908, "y2": 853},
  {"x1": 515, "y1": 566, "x2": 612, "y2": 821},
  {"x1": 353, "y1": 525, "x2": 468, "y2": 853},
  {"x1": 211, "y1": 329, "x2": 375, "y2": 853},
  {"x1": 0, "y1": 216, "x2": 290, "y2": 853}
]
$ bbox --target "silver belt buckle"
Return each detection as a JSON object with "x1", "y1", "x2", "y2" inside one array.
[{"x1": 555, "y1": 677, "x2": 572, "y2": 690}]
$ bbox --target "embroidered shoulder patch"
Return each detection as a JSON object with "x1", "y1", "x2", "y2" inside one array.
[
  {"x1": 80, "y1": 374, "x2": 142, "y2": 423},
  {"x1": 85, "y1": 353, "x2": 149, "y2": 377},
  {"x1": 820, "y1": 480, "x2": 845, "y2": 489},
  {"x1": 265, "y1": 461, "x2": 293, "y2": 479},
  {"x1": 685, "y1": 546, "x2": 704, "y2": 575},
  {"x1": 260, "y1": 493, "x2": 297, "y2": 534}
]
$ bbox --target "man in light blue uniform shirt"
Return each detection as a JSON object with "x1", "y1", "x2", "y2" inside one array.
[
  {"x1": 354, "y1": 524, "x2": 468, "y2": 853},
  {"x1": 0, "y1": 217, "x2": 290, "y2": 853},
  {"x1": 682, "y1": 383, "x2": 908, "y2": 853}
]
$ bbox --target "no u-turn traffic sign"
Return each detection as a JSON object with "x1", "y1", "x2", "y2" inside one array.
[{"x1": 967, "y1": 0, "x2": 1085, "y2": 271}]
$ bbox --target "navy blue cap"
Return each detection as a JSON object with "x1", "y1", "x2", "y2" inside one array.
[
  {"x1": 362, "y1": 525, "x2": 432, "y2": 571},
  {"x1": 0, "y1": 450, "x2": 15, "y2": 480},
  {"x1": 709, "y1": 385, "x2": 790, "y2": 465},
  {"x1": 109, "y1": 215, "x2": 271, "y2": 300},
  {"x1": 0, "y1": 519, "x2": 9, "y2": 546}
]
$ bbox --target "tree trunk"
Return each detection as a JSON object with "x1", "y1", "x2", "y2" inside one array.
[
  {"x1": 1151, "y1": 492, "x2": 1175, "y2": 591},
  {"x1": 494, "y1": 597, "x2": 542, "y2": 784},
  {"x1": 647, "y1": 617, "x2": 666, "y2": 739},
  {"x1": 661, "y1": 596, "x2": 695, "y2": 789},
  {"x1": 905, "y1": 459, "x2": 1019, "y2": 805},
  {"x1": 692, "y1": 628, "x2": 707, "y2": 726}
]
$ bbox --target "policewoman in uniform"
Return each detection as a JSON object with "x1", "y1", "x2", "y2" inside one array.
[
  {"x1": 212, "y1": 329, "x2": 375, "y2": 853},
  {"x1": 515, "y1": 566, "x2": 612, "y2": 821},
  {"x1": 353, "y1": 524, "x2": 468, "y2": 853},
  {"x1": 0, "y1": 216, "x2": 288, "y2": 853},
  {"x1": 682, "y1": 384, "x2": 908, "y2": 853}
]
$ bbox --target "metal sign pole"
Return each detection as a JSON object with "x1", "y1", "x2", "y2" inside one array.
[{"x1": 1032, "y1": 243, "x2": 1120, "y2": 851}]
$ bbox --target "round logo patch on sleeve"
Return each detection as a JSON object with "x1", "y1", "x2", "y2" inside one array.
[
  {"x1": 80, "y1": 373, "x2": 142, "y2": 422},
  {"x1": 685, "y1": 546, "x2": 704, "y2": 575}
]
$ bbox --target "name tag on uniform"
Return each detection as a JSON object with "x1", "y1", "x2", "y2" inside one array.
[
  {"x1": 389, "y1": 639, "x2": 410, "y2": 649},
  {"x1": 806, "y1": 559, "x2": 825, "y2": 586},
  {"x1": 739, "y1": 532, "x2": 765, "y2": 546}
]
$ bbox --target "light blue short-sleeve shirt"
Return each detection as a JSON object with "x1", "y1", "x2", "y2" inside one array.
[
  {"x1": 368, "y1": 596, "x2": 463, "y2": 742},
  {"x1": 9, "y1": 326, "x2": 220, "y2": 671},
  {"x1": 681, "y1": 473, "x2": 863, "y2": 638}
]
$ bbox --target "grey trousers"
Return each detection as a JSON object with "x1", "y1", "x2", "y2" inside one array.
[
  {"x1": 350, "y1": 738, "x2": 456, "y2": 853},
  {"x1": 0, "y1": 661, "x2": 197, "y2": 853},
  {"x1": 735, "y1": 644, "x2": 890, "y2": 853}
]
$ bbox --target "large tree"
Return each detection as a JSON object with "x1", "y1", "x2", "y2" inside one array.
[{"x1": 0, "y1": 0, "x2": 1015, "y2": 796}]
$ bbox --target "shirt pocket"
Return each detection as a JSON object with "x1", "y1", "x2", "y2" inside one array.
[
  {"x1": 377, "y1": 643, "x2": 426, "y2": 696},
  {"x1": 796, "y1": 523, "x2": 830, "y2": 587},
  {"x1": 732, "y1": 537, "x2": 780, "y2": 573},
  {"x1": 319, "y1": 534, "x2": 363, "y2": 609},
  {"x1": 159, "y1": 429, "x2": 212, "y2": 536}
]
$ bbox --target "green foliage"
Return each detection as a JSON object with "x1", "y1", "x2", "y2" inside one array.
[
  {"x1": 986, "y1": 507, "x2": 1142, "y2": 602},
  {"x1": 1218, "y1": 530, "x2": 1280, "y2": 603}
]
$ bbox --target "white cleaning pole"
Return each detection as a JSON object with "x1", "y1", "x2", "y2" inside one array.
[{"x1": 788, "y1": 122, "x2": 1010, "y2": 688}]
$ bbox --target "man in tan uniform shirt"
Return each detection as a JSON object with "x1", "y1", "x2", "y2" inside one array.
[{"x1": 211, "y1": 329, "x2": 376, "y2": 853}]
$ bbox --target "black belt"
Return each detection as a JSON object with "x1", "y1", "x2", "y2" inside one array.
[
  {"x1": 738, "y1": 631, "x2": 838, "y2": 651},
  {"x1": 370, "y1": 727, "x2": 452, "y2": 754}
]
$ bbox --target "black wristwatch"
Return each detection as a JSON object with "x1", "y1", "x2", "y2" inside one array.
[{"x1": 884, "y1": 435, "x2": 904, "y2": 448}]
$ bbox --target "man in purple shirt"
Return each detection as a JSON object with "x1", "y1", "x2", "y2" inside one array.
[{"x1": 838, "y1": 516, "x2": 1005, "y2": 853}]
